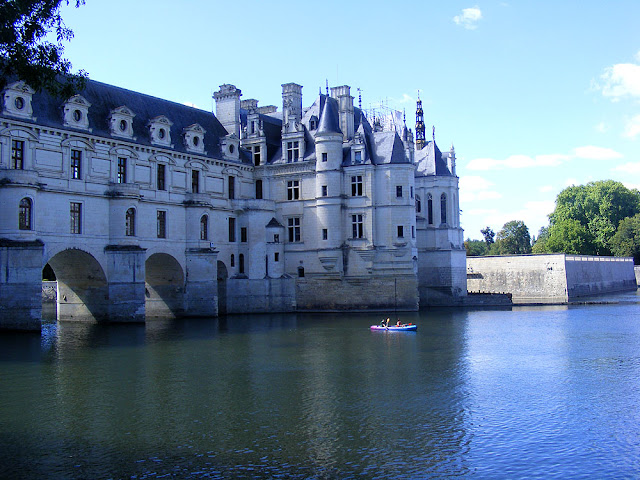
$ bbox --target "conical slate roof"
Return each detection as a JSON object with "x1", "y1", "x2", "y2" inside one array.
[{"x1": 316, "y1": 97, "x2": 342, "y2": 135}]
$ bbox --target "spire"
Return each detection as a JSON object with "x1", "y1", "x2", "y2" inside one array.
[
  {"x1": 316, "y1": 97, "x2": 342, "y2": 135},
  {"x1": 415, "y1": 90, "x2": 426, "y2": 150}
]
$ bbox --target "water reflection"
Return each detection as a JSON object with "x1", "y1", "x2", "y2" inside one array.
[{"x1": 1, "y1": 294, "x2": 640, "y2": 478}]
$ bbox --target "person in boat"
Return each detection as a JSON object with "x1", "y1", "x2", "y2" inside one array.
[
  {"x1": 396, "y1": 320, "x2": 403, "y2": 327},
  {"x1": 379, "y1": 318, "x2": 390, "y2": 327}
]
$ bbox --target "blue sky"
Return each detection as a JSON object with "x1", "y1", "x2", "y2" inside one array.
[{"x1": 58, "y1": 1, "x2": 640, "y2": 240}]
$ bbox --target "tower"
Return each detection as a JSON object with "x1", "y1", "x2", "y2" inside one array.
[{"x1": 415, "y1": 93, "x2": 426, "y2": 150}]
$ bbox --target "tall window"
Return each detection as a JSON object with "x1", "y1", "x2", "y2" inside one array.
[
  {"x1": 354, "y1": 151, "x2": 362, "y2": 163},
  {"x1": 11, "y1": 140, "x2": 24, "y2": 170},
  {"x1": 228, "y1": 176, "x2": 235, "y2": 199},
  {"x1": 19, "y1": 198, "x2": 32, "y2": 230},
  {"x1": 287, "y1": 180, "x2": 300, "y2": 200},
  {"x1": 157, "y1": 210, "x2": 166, "y2": 238},
  {"x1": 427, "y1": 193, "x2": 433, "y2": 225},
  {"x1": 200, "y1": 215, "x2": 208, "y2": 240},
  {"x1": 125, "y1": 208, "x2": 135, "y2": 236},
  {"x1": 192, "y1": 170, "x2": 199, "y2": 193},
  {"x1": 351, "y1": 175, "x2": 363, "y2": 196},
  {"x1": 70, "y1": 202, "x2": 82, "y2": 234},
  {"x1": 252, "y1": 146, "x2": 261, "y2": 166},
  {"x1": 255, "y1": 179, "x2": 263, "y2": 199},
  {"x1": 157, "y1": 164, "x2": 166, "y2": 190},
  {"x1": 322, "y1": 152, "x2": 328, "y2": 162},
  {"x1": 71, "y1": 149, "x2": 82, "y2": 179},
  {"x1": 288, "y1": 217, "x2": 301, "y2": 242},
  {"x1": 352, "y1": 214, "x2": 364, "y2": 239},
  {"x1": 228, "y1": 217, "x2": 236, "y2": 242},
  {"x1": 397, "y1": 225, "x2": 404, "y2": 238},
  {"x1": 117, "y1": 157, "x2": 127, "y2": 183},
  {"x1": 396, "y1": 185, "x2": 403, "y2": 198},
  {"x1": 239, "y1": 254, "x2": 245, "y2": 274},
  {"x1": 416, "y1": 194, "x2": 421, "y2": 213},
  {"x1": 322, "y1": 185, "x2": 328, "y2": 197},
  {"x1": 322, "y1": 228, "x2": 328, "y2": 240},
  {"x1": 440, "y1": 193, "x2": 447, "y2": 225},
  {"x1": 240, "y1": 227, "x2": 247, "y2": 243},
  {"x1": 287, "y1": 141, "x2": 300, "y2": 162}
]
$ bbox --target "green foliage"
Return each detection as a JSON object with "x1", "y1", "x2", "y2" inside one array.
[
  {"x1": 480, "y1": 226, "x2": 495, "y2": 247},
  {"x1": 464, "y1": 239, "x2": 487, "y2": 256},
  {"x1": 548, "y1": 180, "x2": 640, "y2": 255},
  {"x1": 610, "y1": 213, "x2": 640, "y2": 264},
  {"x1": 0, "y1": 0, "x2": 87, "y2": 97},
  {"x1": 493, "y1": 220, "x2": 532, "y2": 254}
]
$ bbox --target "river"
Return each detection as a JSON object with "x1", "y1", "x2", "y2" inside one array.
[{"x1": 1, "y1": 290, "x2": 639, "y2": 479}]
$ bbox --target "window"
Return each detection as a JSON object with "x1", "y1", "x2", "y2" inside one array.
[
  {"x1": 288, "y1": 217, "x2": 301, "y2": 243},
  {"x1": 70, "y1": 202, "x2": 82, "y2": 234},
  {"x1": 427, "y1": 193, "x2": 433, "y2": 225},
  {"x1": 274, "y1": 252, "x2": 279, "y2": 262},
  {"x1": 240, "y1": 227, "x2": 247, "y2": 243},
  {"x1": 192, "y1": 170, "x2": 199, "y2": 193},
  {"x1": 239, "y1": 254, "x2": 245, "y2": 274},
  {"x1": 351, "y1": 175, "x2": 363, "y2": 196},
  {"x1": 287, "y1": 180, "x2": 300, "y2": 200},
  {"x1": 256, "y1": 179, "x2": 263, "y2": 199},
  {"x1": 11, "y1": 140, "x2": 24, "y2": 170},
  {"x1": 200, "y1": 215, "x2": 208, "y2": 240},
  {"x1": 157, "y1": 210, "x2": 166, "y2": 238},
  {"x1": 322, "y1": 185, "x2": 328, "y2": 197},
  {"x1": 397, "y1": 225, "x2": 404, "y2": 238},
  {"x1": 396, "y1": 185, "x2": 403, "y2": 198},
  {"x1": 230, "y1": 254, "x2": 235, "y2": 267},
  {"x1": 416, "y1": 195, "x2": 421, "y2": 213},
  {"x1": 273, "y1": 234, "x2": 279, "y2": 243},
  {"x1": 412, "y1": 225, "x2": 415, "y2": 238},
  {"x1": 125, "y1": 208, "x2": 135, "y2": 236},
  {"x1": 71, "y1": 149, "x2": 82, "y2": 179},
  {"x1": 229, "y1": 217, "x2": 236, "y2": 242},
  {"x1": 228, "y1": 176, "x2": 235, "y2": 199},
  {"x1": 157, "y1": 164, "x2": 166, "y2": 190},
  {"x1": 310, "y1": 119, "x2": 317, "y2": 130},
  {"x1": 441, "y1": 193, "x2": 447, "y2": 225},
  {"x1": 410, "y1": 186, "x2": 414, "y2": 198},
  {"x1": 352, "y1": 214, "x2": 364, "y2": 239},
  {"x1": 322, "y1": 228, "x2": 328, "y2": 240},
  {"x1": 117, "y1": 157, "x2": 127, "y2": 183},
  {"x1": 19, "y1": 198, "x2": 32, "y2": 230},
  {"x1": 322, "y1": 152, "x2": 328, "y2": 162},
  {"x1": 252, "y1": 146, "x2": 261, "y2": 166},
  {"x1": 298, "y1": 266, "x2": 305, "y2": 278},
  {"x1": 287, "y1": 141, "x2": 300, "y2": 162},
  {"x1": 354, "y1": 151, "x2": 362, "y2": 163}
]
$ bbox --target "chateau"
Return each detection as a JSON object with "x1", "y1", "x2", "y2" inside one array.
[{"x1": 0, "y1": 78, "x2": 466, "y2": 330}]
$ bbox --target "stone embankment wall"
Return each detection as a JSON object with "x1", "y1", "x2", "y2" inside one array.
[
  {"x1": 467, "y1": 254, "x2": 636, "y2": 304},
  {"x1": 42, "y1": 281, "x2": 57, "y2": 303},
  {"x1": 635, "y1": 266, "x2": 640, "y2": 286},
  {"x1": 226, "y1": 277, "x2": 296, "y2": 314}
]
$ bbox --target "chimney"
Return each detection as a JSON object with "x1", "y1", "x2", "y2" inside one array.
[
  {"x1": 330, "y1": 85, "x2": 354, "y2": 141},
  {"x1": 213, "y1": 84, "x2": 242, "y2": 137}
]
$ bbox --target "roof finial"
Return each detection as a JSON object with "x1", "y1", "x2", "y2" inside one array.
[
  {"x1": 357, "y1": 87, "x2": 362, "y2": 110},
  {"x1": 432, "y1": 125, "x2": 435, "y2": 141},
  {"x1": 325, "y1": 79, "x2": 329, "y2": 96}
]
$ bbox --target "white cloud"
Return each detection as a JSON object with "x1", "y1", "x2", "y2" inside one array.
[
  {"x1": 612, "y1": 161, "x2": 640, "y2": 174},
  {"x1": 597, "y1": 62, "x2": 640, "y2": 101},
  {"x1": 459, "y1": 175, "x2": 494, "y2": 191},
  {"x1": 573, "y1": 145, "x2": 623, "y2": 160},
  {"x1": 466, "y1": 152, "x2": 572, "y2": 171},
  {"x1": 595, "y1": 122, "x2": 609, "y2": 133},
  {"x1": 539, "y1": 185, "x2": 553, "y2": 193},
  {"x1": 565, "y1": 178, "x2": 579, "y2": 187},
  {"x1": 623, "y1": 114, "x2": 640, "y2": 139},
  {"x1": 453, "y1": 6, "x2": 482, "y2": 30},
  {"x1": 459, "y1": 176, "x2": 502, "y2": 202}
]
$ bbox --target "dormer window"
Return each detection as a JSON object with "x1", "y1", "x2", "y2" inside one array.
[
  {"x1": 220, "y1": 134, "x2": 239, "y2": 160},
  {"x1": 63, "y1": 95, "x2": 91, "y2": 130},
  {"x1": 148, "y1": 115, "x2": 173, "y2": 147},
  {"x1": 2, "y1": 81, "x2": 34, "y2": 119},
  {"x1": 183, "y1": 123, "x2": 206, "y2": 154},
  {"x1": 309, "y1": 115, "x2": 319, "y2": 130},
  {"x1": 109, "y1": 106, "x2": 135, "y2": 139}
]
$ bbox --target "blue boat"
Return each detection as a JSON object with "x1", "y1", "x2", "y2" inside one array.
[{"x1": 370, "y1": 324, "x2": 417, "y2": 332}]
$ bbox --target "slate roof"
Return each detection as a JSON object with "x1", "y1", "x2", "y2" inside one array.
[
  {"x1": 316, "y1": 97, "x2": 342, "y2": 135},
  {"x1": 3, "y1": 78, "x2": 240, "y2": 162},
  {"x1": 415, "y1": 140, "x2": 453, "y2": 176}
]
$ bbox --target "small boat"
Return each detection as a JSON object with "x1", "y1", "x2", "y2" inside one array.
[{"x1": 370, "y1": 323, "x2": 417, "y2": 332}]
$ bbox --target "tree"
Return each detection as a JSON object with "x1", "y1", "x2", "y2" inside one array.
[
  {"x1": 480, "y1": 226, "x2": 495, "y2": 247},
  {"x1": 0, "y1": 0, "x2": 87, "y2": 97},
  {"x1": 610, "y1": 213, "x2": 640, "y2": 264},
  {"x1": 548, "y1": 180, "x2": 640, "y2": 255},
  {"x1": 464, "y1": 239, "x2": 487, "y2": 256},
  {"x1": 493, "y1": 220, "x2": 532, "y2": 254}
]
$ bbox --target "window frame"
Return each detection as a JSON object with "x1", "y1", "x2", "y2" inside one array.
[
  {"x1": 287, "y1": 217, "x2": 301, "y2": 243},
  {"x1": 351, "y1": 175, "x2": 363, "y2": 197},
  {"x1": 351, "y1": 214, "x2": 364, "y2": 239},
  {"x1": 157, "y1": 210, "x2": 167, "y2": 239},
  {"x1": 18, "y1": 197, "x2": 32, "y2": 230},
  {"x1": 70, "y1": 201, "x2": 82, "y2": 234},
  {"x1": 11, "y1": 139, "x2": 25, "y2": 170},
  {"x1": 287, "y1": 179, "x2": 300, "y2": 201},
  {"x1": 200, "y1": 215, "x2": 208, "y2": 241},
  {"x1": 117, "y1": 157, "x2": 127, "y2": 184},
  {"x1": 157, "y1": 163, "x2": 166, "y2": 191},
  {"x1": 228, "y1": 217, "x2": 236, "y2": 242},
  {"x1": 125, "y1": 208, "x2": 136, "y2": 236},
  {"x1": 287, "y1": 141, "x2": 300, "y2": 162},
  {"x1": 70, "y1": 149, "x2": 82, "y2": 180}
]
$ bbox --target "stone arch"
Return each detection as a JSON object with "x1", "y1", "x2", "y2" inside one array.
[
  {"x1": 217, "y1": 260, "x2": 228, "y2": 315},
  {"x1": 46, "y1": 248, "x2": 109, "y2": 322},
  {"x1": 145, "y1": 253, "x2": 185, "y2": 318}
]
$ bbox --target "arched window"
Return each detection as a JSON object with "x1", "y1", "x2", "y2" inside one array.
[
  {"x1": 440, "y1": 193, "x2": 447, "y2": 225},
  {"x1": 427, "y1": 194, "x2": 433, "y2": 225},
  {"x1": 200, "y1": 215, "x2": 208, "y2": 240},
  {"x1": 297, "y1": 266, "x2": 305, "y2": 278},
  {"x1": 19, "y1": 197, "x2": 32, "y2": 230},
  {"x1": 256, "y1": 179, "x2": 263, "y2": 199},
  {"x1": 415, "y1": 194, "x2": 421, "y2": 213},
  {"x1": 125, "y1": 208, "x2": 136, "y2": 236},
  {"x1": 239, "y1": 254, "x2": 245, "y2": 274}
]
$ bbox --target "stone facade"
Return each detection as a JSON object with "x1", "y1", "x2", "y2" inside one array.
[
  {"x1": 0, "y1": 78, "x2": 466, "y2": 330},
  {"x1": 467, "y1": 254, "x2": 636, "y2": 304}
]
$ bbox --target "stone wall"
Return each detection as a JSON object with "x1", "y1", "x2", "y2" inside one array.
[
  {"x1": 295, "y1": 274, "x2": 418, "y2": 311},
  {"x1": 225, "y1": 277, "x2": 296, "y2": 314},
  {"x1": 635, "y1": 266, "x2": 640, "y2": 286},
  {"x1": 42, "y1": 281, "x2": 57, "y2": 303},
  {"x1": 467, "y1": 254, "x2": 636, "y2": 304}
]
